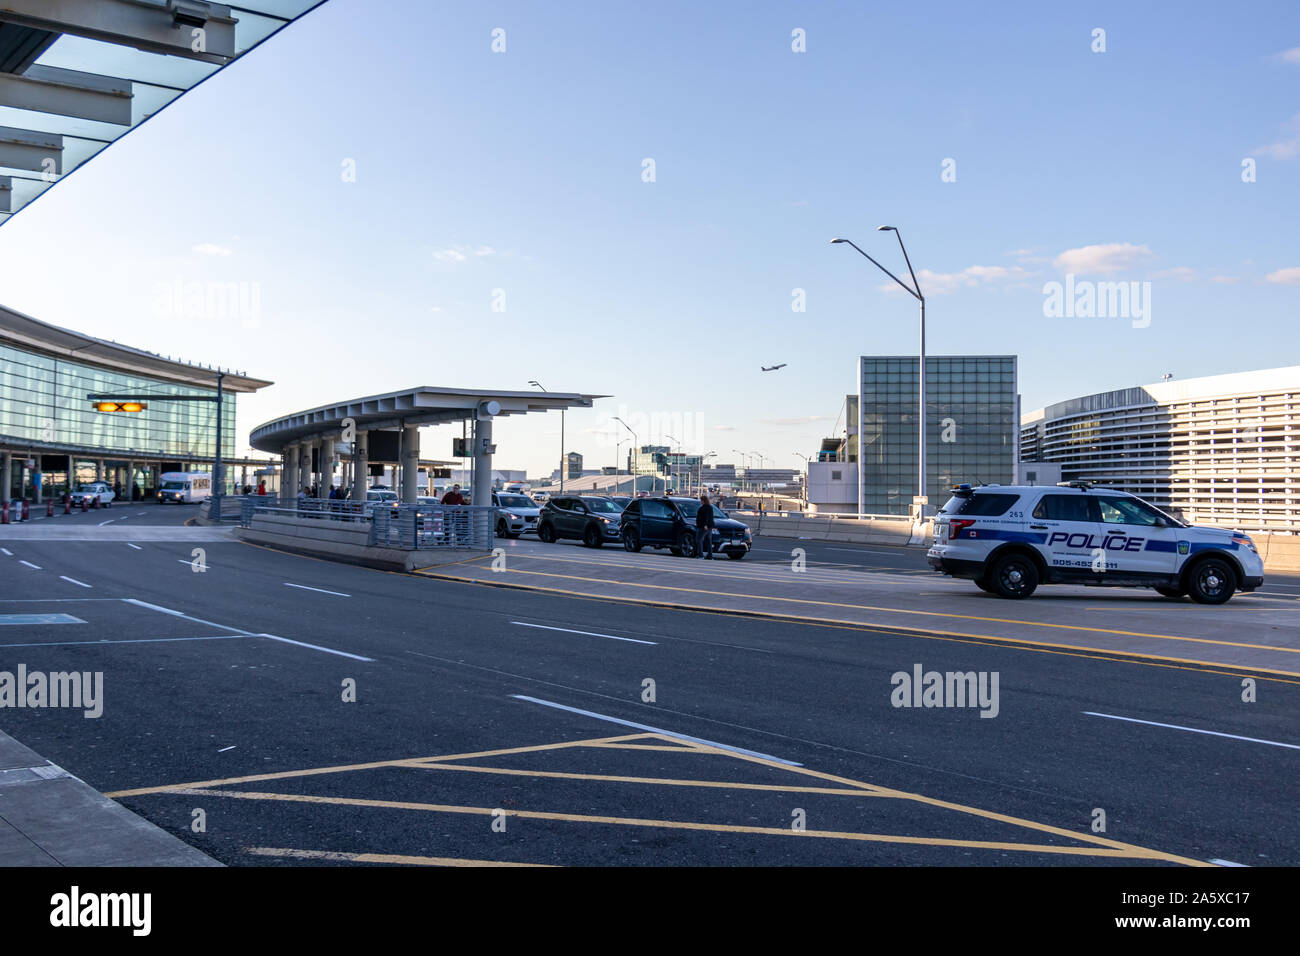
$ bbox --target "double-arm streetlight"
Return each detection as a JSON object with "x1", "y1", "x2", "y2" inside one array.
[
  {"x1": 529, "y1": 380, "x2": 564, "y2": 492},
  {"x1": 831, "y1": 226, "x2": 927, "y2": 506}
]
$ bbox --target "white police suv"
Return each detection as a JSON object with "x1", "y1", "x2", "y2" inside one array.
[{"x1": 927, "y1": 482, "x2": 1263, "y2": 604}]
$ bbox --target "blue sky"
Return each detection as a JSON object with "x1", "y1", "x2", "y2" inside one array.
[{"x1": 0, "y1": 0, "x2": 1297, "y2": 475}]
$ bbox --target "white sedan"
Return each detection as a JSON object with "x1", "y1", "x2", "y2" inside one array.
[{"x1": 69, "y1": 482, "x2": 115, "y2": 507}]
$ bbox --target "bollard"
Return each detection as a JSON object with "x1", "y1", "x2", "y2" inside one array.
[
  {"x1": 47, "y1": 500, "x2": 53, "y2": 517},
  {"x1": 64, "y1": 495, "x2": 70, "y2": 515},
  {"x1": 21, "y1": 500, "x2": 30, "y2": 521},
  {"x1": 1, "y1": 500, "x2": 8, "y2": 524},
  {"x1": 81, "y1": 496, "x2": 88, "y2": 513},
  {"x1": 91, "y1": 495, "x2": 99, "y2": 509}
]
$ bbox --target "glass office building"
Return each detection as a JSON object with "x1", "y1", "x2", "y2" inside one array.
[
  {"x1": 1, "y1": 305, "x2": 270, "y2": 500},
  {"x1": 858, "y1": 355, "x2": 1018, "y2": 514}
]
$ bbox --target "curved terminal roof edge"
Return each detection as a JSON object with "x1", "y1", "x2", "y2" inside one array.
[
  {"x1": 1023, "y1": 365, "x2": 1300, "y2": 424},
  {"x1": 1, "y1": 301, "x2": 271, "y2": 392},
  {"x1": 250, "y1": 387, "x2": 606, "y2": 453}
]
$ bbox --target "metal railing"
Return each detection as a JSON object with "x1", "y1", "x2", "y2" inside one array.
[
  {"x1": 238, "y1": 495, "x2": 370, "y2": 526},
  {"x1": 237, "y1": 496, "x2": 496, "y2": 550},
  {"x1": 370, "y1": 504, "x2": 495, "y2": 550}
]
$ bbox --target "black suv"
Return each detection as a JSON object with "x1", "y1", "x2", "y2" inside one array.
[
  {"x1": 619, "y1": 496, "x2": 752, "y2": 559},
  {"x1": 537, "y1": 496, "x2": 625, "y2": 547}
]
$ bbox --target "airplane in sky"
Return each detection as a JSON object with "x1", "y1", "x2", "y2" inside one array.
[{"x1": 760, "y1": 363, "x2": 787, "y2": 372}]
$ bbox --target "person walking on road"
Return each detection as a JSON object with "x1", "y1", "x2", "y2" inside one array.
[
  {"x1": 441, "y1": 484, "x2": 465, "y2": 506},
  {"x1": 695, "y1": 493, "x2": 715, "y2": 560}
]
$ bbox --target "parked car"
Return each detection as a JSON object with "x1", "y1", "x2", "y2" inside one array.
[
  {"x1": 537, "y1": 495, "x2": 625, "y2": 547},
  {"x1": 69, "y1": 482, "x2": 114, "y2": 507},
  {"x1": 619, "y1": 496, "x2": 752, "y2": 559},
  {"x1": 492, "y1": 491, "x2": 541, "y2": 538}
]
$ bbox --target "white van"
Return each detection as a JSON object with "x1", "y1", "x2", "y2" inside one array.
[{"x1": 158, "y1": 472, "x2": 212, "y2": 504}]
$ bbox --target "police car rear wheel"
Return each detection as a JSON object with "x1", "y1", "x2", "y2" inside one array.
[
  {"x1": 975, "y1": 578, "x2": 997, "y2": 594},
  {"x1": 989, "y1": 554, "x2": 1038, "y2": 599},
  {"x1": 1186, "y1": 558, "x2": 1235, "y2": 605}
]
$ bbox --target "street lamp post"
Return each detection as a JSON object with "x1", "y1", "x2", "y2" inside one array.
[
  {"x1": 831, "y1": 227, "x2": 927, "y2": 510},
  {"x1": 793, "y1": 451, "x2": 809, "y2": 509},
  {"x1": 614, "y1": 436, "x2": 623, "y2": 496},
  {"x1": 614, "y1": 416, "x2": 637, "y2": 495},
  {"x1": 529, "y1": 380, "x2": 564, "y2": 493}
]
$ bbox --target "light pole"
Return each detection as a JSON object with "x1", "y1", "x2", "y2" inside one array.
[
  {"x1": 731, "y1": 448, "x2": 749, "y2": 492},
  {"x1": 614, "y1": 416, "x2": 637, "y2": 495},
  {"x1": 664, "y1": 433, "x2": 681, "y2": 494},
  {"x1": 698, "y1": 451, "x2": 716, "y2": 496},
  {"x1": 614, "y1": 435, "x2": 623, "y2": 496},
  {"x1": 831, "y1": 227, "x2": 927, "y2": 509},
  {"x1": 793, "y1": 452, "x2": 809, "y2": 509},
  {"x1": 529, "y1": 380, "x2": 563, "y2": 493}
]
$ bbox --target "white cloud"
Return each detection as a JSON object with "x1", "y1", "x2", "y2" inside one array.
[
  {"x1": 1255, "y1": 112, "x2": 1300, "y2": 160},
  {"x1": 1052, "y1": 242, "x2": 1153, "y2": 275},
  {"x1": 192, "y1": 243, "x2": 232, "y2": 257},
  {"x1": 433, "y1": 244, "x2": 498, "y2": 262},
  {"x1": 757, "y1": 415, "x2": 830, "y2": 426},
  {"x1": 1151, "y1": 267, "x2": 1196, "y2": 281},
  {"x1": 1265, "y1": 266, "x2": 1300, "y2": 284},
  {"x1": 1276, "y1": 46, "x2": 1300, "y2": 64},
  {"x1": 880, "y1": 264, "x2": 1033, "y2": 295}
]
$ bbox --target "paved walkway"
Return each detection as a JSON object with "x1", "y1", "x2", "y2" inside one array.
[{"x1": 0, "y1": 730, "x2": 217, "y2": 866}]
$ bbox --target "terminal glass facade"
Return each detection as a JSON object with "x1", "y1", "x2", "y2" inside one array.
[
  {"x1": 0, "y1": 342, "x2": 235, "y2": 459},
  {"x1": 859, "y1": 355, "x2": 1017, "y2": 514}
]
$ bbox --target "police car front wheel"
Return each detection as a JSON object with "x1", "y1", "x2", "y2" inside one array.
[
  {"x1": 1186, "y1": 557, "x2": 1236, "y2": 605},
  {"x1": 986, "y1": 553, "x2": 1039, "y2": 599}
]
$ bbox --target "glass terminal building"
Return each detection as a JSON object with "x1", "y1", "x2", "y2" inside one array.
[{"x1": 1, "y1": 304, "x2": 271, "y2": 501}]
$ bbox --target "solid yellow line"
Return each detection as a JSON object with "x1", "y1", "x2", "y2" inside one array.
[
  {"x1": 679, "y1": 741, "x2": 1209, "y2": 866},
  {"x1": 106, "y1": 734, "x2": 656, "y2": 798},
  {"x1": 412, "y1": 762, "x2": 886, "y2": 796},
  {"x1": 169, "y1": 788, "x2": 1155, "y2": 859},
  {"x1": 469, "y1": 566, "x2": 1297, "y2": 655},
  {"x1": 582, "y1": 743, "x2": 713, "y2": 752},
  {"x1": 244, "y1": 846, "x2": 553, "y2": 867},
  {"x1": 417, "y1": 571, "x2": 1300, "y2": 679}
]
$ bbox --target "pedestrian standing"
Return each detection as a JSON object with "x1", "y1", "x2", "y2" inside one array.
[{"x1": 695, "y1": 494, "x2": 715, "y2": 560}]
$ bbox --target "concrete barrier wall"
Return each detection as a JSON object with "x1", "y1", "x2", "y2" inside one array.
[
  {"x1": 1256, "y1": 533, "x2": 1300, "y2": 572},
  {"x1": 754, "y1": 513, "x2": 1299, "y2": 572},
  {"x1": 237, "y1": 514, "x2": 487, "y2": 572},
  {"x1": 751, "y1": 513, "x2": 917, "y2": 546}
]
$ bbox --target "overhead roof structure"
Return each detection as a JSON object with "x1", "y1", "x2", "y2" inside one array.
[
  {"x1": 250, "y1": 387, "x2": 606, "y2": 452},
  {"x1": 1, "y1": 301, "x2": 270, "y2": 391},
  {"x1": 0, "y1": 0, "x2": 326, "y2": 227}
]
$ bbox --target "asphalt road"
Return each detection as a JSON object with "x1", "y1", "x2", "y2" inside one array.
[{"x1": 0, "y1": 504, "x2": 1295, "y2": 866}]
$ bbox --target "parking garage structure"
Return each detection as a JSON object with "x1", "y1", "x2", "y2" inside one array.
[{"x1": 248, "y1": 386, "x2": 602, "y2": 505}]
